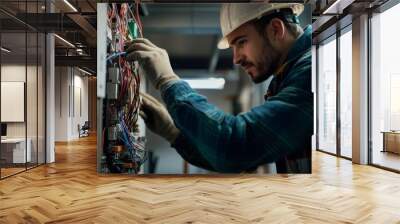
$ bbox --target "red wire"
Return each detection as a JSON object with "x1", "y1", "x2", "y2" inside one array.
[{"x1": 109, "y1": 2, "x2": 143, "y2": 136}]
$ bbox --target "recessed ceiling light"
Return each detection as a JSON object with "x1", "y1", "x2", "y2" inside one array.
[
  {"x1": 78, "y1": 67, "x2": 92, "y2": 76},
  {"x1": 1, "y1": 47, "x2": 11, "y2": 53},
  {"x1": 63, "y1": 0, "x2": 78, "y2": 12},
  {"x1": 54, "y1": 34, "x2": 75, "y2": 48},
  {"x1": 322, "y1": 0, "x2": 346, "y2": 15}
]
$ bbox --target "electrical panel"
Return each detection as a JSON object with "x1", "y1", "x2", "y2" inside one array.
[{"x1": 97, "y1": 3, "x2": 146, "y2": 174}]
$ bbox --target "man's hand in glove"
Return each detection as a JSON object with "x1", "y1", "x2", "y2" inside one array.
[
  {"x1": 126, "y1": 38, "x2": 179, "y2": 89},
  {"x1": 139, "y1": 92, "x2": 180, "y2": 143}
]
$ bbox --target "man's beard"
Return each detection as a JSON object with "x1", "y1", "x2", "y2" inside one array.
[{"x1": 252, "y1": 37, "x2": 281, "y2": 83}]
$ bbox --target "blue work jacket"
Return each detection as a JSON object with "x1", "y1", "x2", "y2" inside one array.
[{"x1": 161, "y1": 25, "x2": 313, "y2": 173}]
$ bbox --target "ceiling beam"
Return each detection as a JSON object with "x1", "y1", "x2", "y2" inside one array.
[
  {"x1": 55, "y1": 55, "x2": 96, "y2": 70},
  {"x1": 67, "y1": 13, "x2": 97, "y2": 40}
]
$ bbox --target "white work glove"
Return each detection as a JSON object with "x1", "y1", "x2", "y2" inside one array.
[
  {"x1": 139, "y1": 92, "x2": 180, "y2": 143},
  {"x1": 126, "y1": 38, "x2": 179, "y2": 89}
]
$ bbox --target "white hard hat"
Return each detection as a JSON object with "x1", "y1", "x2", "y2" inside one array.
[{"x1": 218, "y1": 2, "x2": 304, "y2": 49}]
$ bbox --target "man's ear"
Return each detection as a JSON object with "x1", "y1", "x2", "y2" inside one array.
[{"x1": 266, "y1": 18, "x2": 285, "y2": 41}]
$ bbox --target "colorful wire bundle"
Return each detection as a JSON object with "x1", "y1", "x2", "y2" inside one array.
[{"x1": 106, "y1": 2, "x2": 146, "y2": 169}]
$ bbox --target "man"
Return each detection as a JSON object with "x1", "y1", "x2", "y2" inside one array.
[{"x1": 126, "y1": 3, "x2": 313, "y2": 173}]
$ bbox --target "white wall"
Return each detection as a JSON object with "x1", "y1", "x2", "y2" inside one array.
[
  {"x1": 1, "y1": 65, "x2": 35, "y2": 137},
  {"x1": 1, "y1": 65, "x2": 26, "y2": 81},
  {"x1": 1, "y1": 65, "x2": 26, "y2": 140},
  {"x1": 55, "y1": 67, "x2": 68, "y2": 141},
  {"x1": 72, "y1": 71, "x2": 89, "y2": 138},
  {"x1": 55, "y1": 67, "x2": 89, "y2": 141},
  {"x1": 1, "y1": 64, "x2": 46, "y2": 164}
]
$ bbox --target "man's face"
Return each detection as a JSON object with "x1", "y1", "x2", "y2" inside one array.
[{"x1": 227, "y1": 22, "x2": 281, "y2": 83}]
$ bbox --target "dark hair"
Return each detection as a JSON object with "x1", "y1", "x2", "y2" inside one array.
[{"x1": 250, "y1": 9, "x2": 301, "y2": 38}]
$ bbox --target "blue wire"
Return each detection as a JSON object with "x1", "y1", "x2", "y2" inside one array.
[
  {"x1": 106, "y1": 51, "x2": 127, "y2": 64},
  {"x1": 119, "y1": 113, "x2": 136, "y2": 160},
  {"x1": 117, "y1": 106, "x2": 147, "y2": 165}
]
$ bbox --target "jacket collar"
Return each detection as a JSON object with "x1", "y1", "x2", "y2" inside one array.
[
  {"x1": 285, "y1": 25, "x2": 312, "y2": 66},
  {"x1": 264, "y1": 25, "x2": 312, "y2": 100},
  {"x1": 274, "y1": 25, "x2": 312, "y2": 77}
]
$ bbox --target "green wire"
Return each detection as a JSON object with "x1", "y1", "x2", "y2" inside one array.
[{"x1": 128, "y1": 19, "x2": 138, "y2": 40}]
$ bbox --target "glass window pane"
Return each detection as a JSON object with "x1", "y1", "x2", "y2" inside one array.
[
  {"x1": 371, "y1": 3, "x2": 400, "y2": 171},
  {"x1": 318, "y1": 36, "x2": 337, "y2": 154},
  {"x1": 340, "y1": 28, "x2": 352, "y2": 158},
  {"x1": 1, "y1": 30, "x2": 27, "y2": 177},
  {"x1": 27, "y1": 31, "x2": 38, "y2": 169},
  {"x1": 38, "y1": 32, "x2": 45, "y2": 165},
  {"x1": 0, "y1": 0, "x2": 46, "y2": 178}
]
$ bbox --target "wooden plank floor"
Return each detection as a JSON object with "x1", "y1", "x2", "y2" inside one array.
[
  {"x1": 1, "y1": 167, "x2": 26, "y2": 178},
  {"x1": 1, "y1": 134, "x2": 400, "y2": 223}
]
